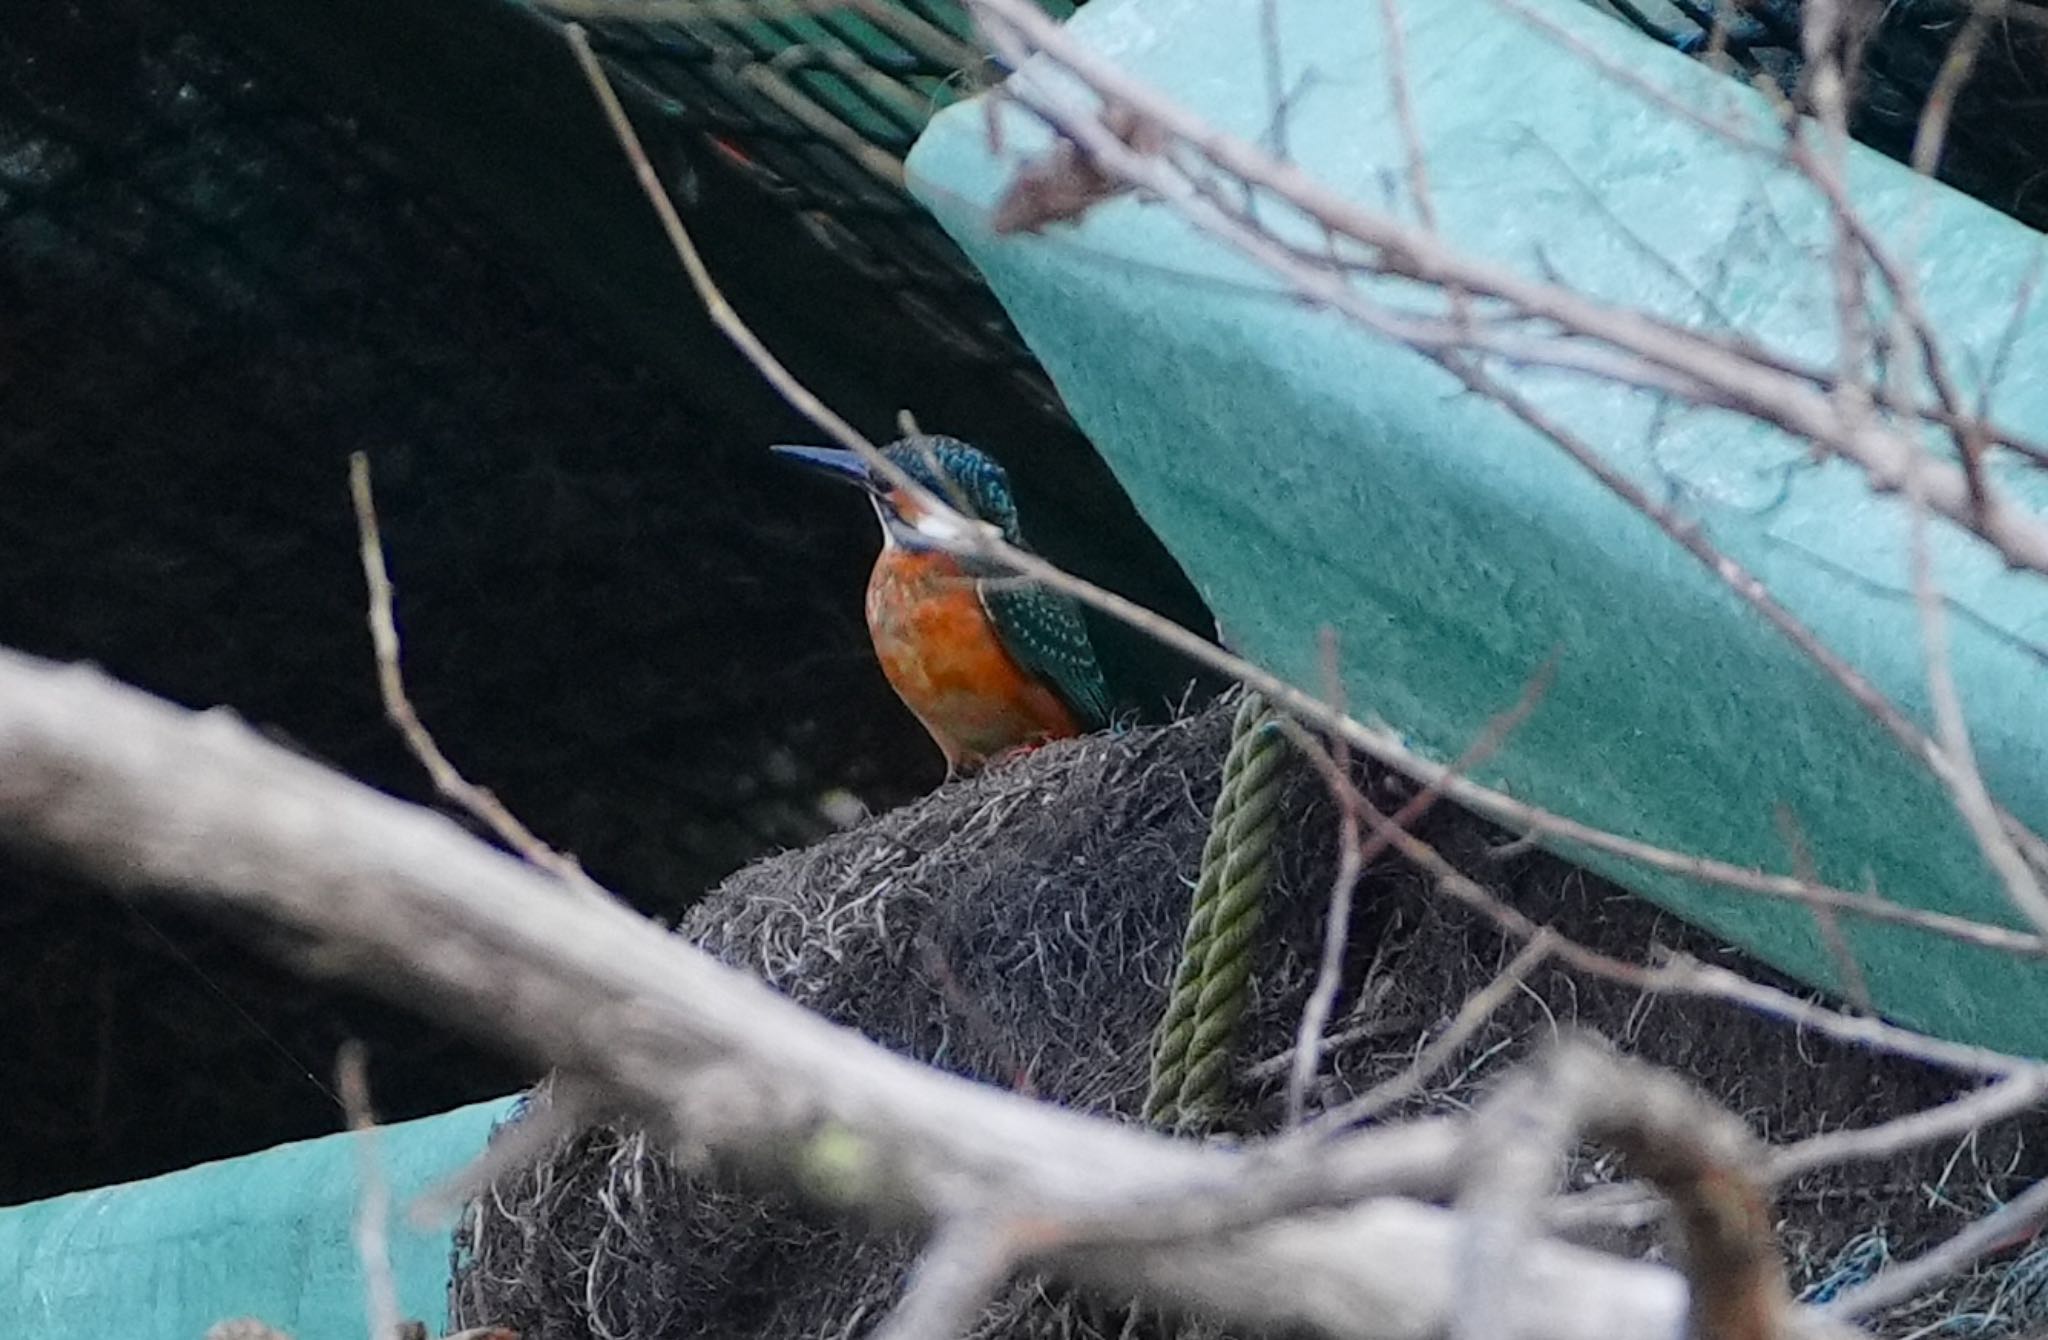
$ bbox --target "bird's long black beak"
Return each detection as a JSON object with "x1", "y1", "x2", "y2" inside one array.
[{"x1": 770, "y1": 444, "x2": 881, "y2": 494}]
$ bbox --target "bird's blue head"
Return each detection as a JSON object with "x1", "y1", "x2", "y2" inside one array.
[{"x1": 771, "y1": 435, "x2": 1023, "y2": 551}]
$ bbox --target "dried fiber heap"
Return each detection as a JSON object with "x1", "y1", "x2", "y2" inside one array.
[{"x1": 452, "y1": 696, "x2": 2048, "y2": 1340}]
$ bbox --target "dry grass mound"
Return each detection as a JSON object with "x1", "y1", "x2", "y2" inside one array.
[{"x1": 452, "y1": 696, "x2": 2048, "y2": 1340}]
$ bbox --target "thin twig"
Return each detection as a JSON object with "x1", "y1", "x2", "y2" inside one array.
[
  {"x1": 0, "y1": 649, "x2": 1701, "y2": 1340},
  {"x1": 1755, "y1": 533, "x2": 2048, "y2": 674},
  {"x1": 1828, "y1": 1176, "x2": 2048, "y2": 1319},
  {"x1": 1258, "y1": 0, "x2": 1286, "y2": 161},
  {"x1": 347, "y1": 454, "x2": 602, "y2": 899},
  {"x1": 339, "y1": 1042, "x2": 406, "y2": 1340},
  {"x1": 1977, "y1": 245, "x2": 2044, "y2": 428},
  {"x1": 1287, "y1": 632, "x2": 1364, "y2": 1128},
  {"x1": 974, "y1": 0, "x2": 2048, "y2": 583},
  {"x1": 1490, "y1": 0, "x2": 2048, "y2": 476},
  {"x1": 1771, "y1": 1071, "x2": 2048, "y2": 1181},
  {"x1": 968, "y1": 0, "x2": 2048, "y2": 884},
  {"x1": 1272, "y1": 711, "x2": 2043, "y2": 1096},
  {"x1": 1241, "y1": 1014, "x2": 1421, "y2": 1083},
  {"x1": 565, "y1": 25, "x2": 1004, "y2": 564},
  {"x1": 1776, "y1": 805, "x2": 1873, "y2": 1014},
  {"x1": 407, "y1": 1078, "x2": 602, "y2": 1229},
  {"x1": 1285, "y1": 787, "x2": 1360, "y2": 1127},
  {"x1": 1435, "y1": 357, "x2": 2048, "y2": 906},
  {"x1": 1909, "y1": 5, "x2": 1993, "y2": 179},
  {"x1": 1339, "y1": 766, "x2": 2038, "y2": 1079},
  {"x1": 1796, "y1": 0, "x2": 1875, "y2": 440},
  {"x1": 1375, "y1": 0, "x2": 1435, "y2": 233},
  {"x1": 573, "y1": 0, "x2": 2048, "y2": 1040},
  {"x1": 870, "y1": 1220, "x2": 1022, "y2": 1340},
  {"x1": 1283, "y1": 653, "x2": 1554, "y2": 1124},
  {"x1": 1312, "y1": 932, "x2": 1556, "y2": 1131},
  {"x1": 579, "y1": 2, "x2": 2048, "y2": 959},
  {"x1": 1904, "y1": 445, "x2": 2048, "y2": 934}
]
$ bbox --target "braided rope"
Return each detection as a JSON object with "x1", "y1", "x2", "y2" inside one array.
[{"x1": 1144, "y1": 692, "x2": 1287, "y2": 1128}]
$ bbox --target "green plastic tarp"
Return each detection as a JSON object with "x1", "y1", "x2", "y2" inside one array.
[
  {"x1": 906, "y1": 0, "x2": 2048, "y2": 1051},
  {"x1": 0, "y1": 1098, "x2": 514, "y2": 1340}
]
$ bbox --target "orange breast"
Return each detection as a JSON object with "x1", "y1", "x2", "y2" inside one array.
[{"x1": 866, "y1": 548, "x2": 1083, "y2": 774}]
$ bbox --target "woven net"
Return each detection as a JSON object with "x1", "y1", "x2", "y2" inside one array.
[
  {"x1": 0, "y1": 0, "x2": 941, "y2": 1204},
  {"x1": 1602, "y1": 0, "x2": 2048, "y2": 232}
]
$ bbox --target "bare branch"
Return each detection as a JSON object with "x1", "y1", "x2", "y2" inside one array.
[
  {"x1": 568, "y1": 0, "x2": 2048, "y2": 1130},
  {"x1": 967, "y1": 0, "x2": 2048, "y2": 891},
  {"x1": 1311, "y1": 932, "x2": 1556, "y2": 1131},
  {"x1": 1242, "y1": 1013, "x2": 1421, "y2": 1083},
  {"x1": 1287, "y1": 751, "x2": 1362, "y2": 1127},
  {"x1": 1456, "y1": 1040, "x2": 1800, "y2": 1340},
  {"x1": 1318, "y1": 760, "x2": 2039, "y2": 1079},
  {"x1": 0, "y1": 648, "x2": 1707, "y2": 1340},
  {"x1": 871, "y1": 1220, "x2": 1023, "y2": 1340},
  {"x1": 1904, "y1": 450, "x2": 2048, "y2": 933},
  {"x1": 1909, "y1": 5, "x2": 1992, "y2": 180},
  {"x1": 348, "y1": 454, "x2": 602, "y2": 899},
  {"x1": 573, "y1": 3, "x2": 2048, "y2": 983},
  {"x1": 1282, "y1": 654, "x2": 1554, "y2": 1124},
  {"x1": 1770, "y1": 1070, "x2": 2048, "y2": 1181},
  {"x1": 1775, "y1": 807, "x2": 1873, "y2": 1014},
  {"x1": 1375, "y1": 0, "x2": 1436, "y2": 234},
  {"x1": 407, "y1": 1078, "x2": 604, "y2": 1229},
  {"x1": 338, "y1": 1042, "x2": 406, "y2": 1340},
  {"x1": 1827, "y1": 1175, "x2": 2048, "y2": 1319},
  {"x1": 1492, "y1": 0, "x2": 2048, "y2": 474},
  {"x1": 972, "y1": 0, "x2": 2048, "y2": 582},
  {"x1": 1286, "y1": 634, "x2": 1364, "y2": 1128}
]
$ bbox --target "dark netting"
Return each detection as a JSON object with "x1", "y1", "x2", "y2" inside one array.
[
  {"x1": 0, "y1": 0, "x2": 955, "y2": 1204},
  {"x1": 1603, "y1": 0, "x2": 2048, "y2": 232},
  {"x1": 576, "y1": 0, "x2": 1077, "y2": 420},
  {"x1": 555, "y1": 0, "x2": 2048, "y2": 315},
  {"x1": 452, "y1": 696, "x2": 2048, "y2": 1340},
  {"x1": 0, "y1": 0, "x2": 1227, "y2": 1204}
]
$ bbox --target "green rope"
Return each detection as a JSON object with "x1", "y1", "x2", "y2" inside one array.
[{"x1": 1144, "y1": 692, "x2": 1287, "y2": 1129}]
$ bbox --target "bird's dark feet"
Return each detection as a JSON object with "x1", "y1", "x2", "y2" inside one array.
[{"x1": 977, "y1": 737, "x2": 1072, "y2": 774}]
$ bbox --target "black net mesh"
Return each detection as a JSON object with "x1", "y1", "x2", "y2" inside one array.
[
  {"x1": 0, "y1": 0, "x2": 959, "y2": 1203},
  {"x1": 577, "y1": 0, "x2": 1074, "y2": 418},
  {"x1": 1604, "y1": 0, "x2": 2048, "y2": 231}
]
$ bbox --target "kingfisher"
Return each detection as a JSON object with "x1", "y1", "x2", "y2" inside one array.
[{"x1": 771, "y1": 434, "x2": 1112, "y2": 777}]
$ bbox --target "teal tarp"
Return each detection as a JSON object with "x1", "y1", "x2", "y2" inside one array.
[
  {"x1": 0, "y1": 1097, "x2": 515, "y2": 1340},
  {"x1": 907, "y1": 0, "x2": 2048, "y2": 1050}
]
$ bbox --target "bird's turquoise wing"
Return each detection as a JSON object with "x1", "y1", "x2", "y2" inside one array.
[{"x1": 979, "y1": 579, "x2": 1113, "y2": 730}]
